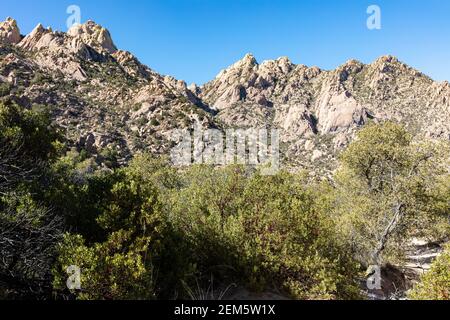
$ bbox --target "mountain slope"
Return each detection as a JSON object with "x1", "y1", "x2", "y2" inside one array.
[
  {"x1": 0, "y1": 18, "x2": 215, "y2": 166},
  {"x1": 199, "y1": 54, "x2": 450, "y2": 170},
  {"x1": 0, "y1": 18, "x2": 448, "y2": 172}
]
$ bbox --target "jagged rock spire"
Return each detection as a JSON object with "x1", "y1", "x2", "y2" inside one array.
[
  {"x1": 18, "y1": 23, "x2": 52, "y2": 50},
  {"x1": 0, "y1": 17, "x2": 21, "y2": 45},
  {"x1": 68, "y1": 20, "x2": 117, "y2": 53}
]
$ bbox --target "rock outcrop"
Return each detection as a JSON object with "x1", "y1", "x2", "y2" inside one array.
[
  {"x1": 68, "y1": 20, "x2": 117, "y2": 54},
  {"x1": 18, "y1": 23, "x2": 53, "y2": 50},
  {"x1": 0, "y1": 17, "x2": 21, "y2": 45}
]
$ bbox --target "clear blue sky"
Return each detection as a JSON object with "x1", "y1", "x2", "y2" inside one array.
[{"x1": 3, "y1": 0, "x2": 450, "y2": 84}]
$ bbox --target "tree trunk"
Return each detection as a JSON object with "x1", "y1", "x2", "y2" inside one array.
[{"x1": 371, "y1": 203, "x2": 405, "y2": 265}]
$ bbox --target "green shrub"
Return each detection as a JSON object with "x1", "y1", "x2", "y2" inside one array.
[
  {"x1": 31, "y1": 72, "x2": 46, "y2": 85},
  {"x1": 168, "y1": 165, "x2": 361, "y2": 299},
  {"x1": 52, "y1": 156, "x2": 191, "y2": 300},
  {"x1": 334, "y1": 122, "x2": 450, "y2": 265},
  {"x1": 409, "y1": 245, "x2": 450, "y2": 300},
  {"x1": 0, "y1": 193, "x2": 62, "y2": 299},
  {"x1": 50, "y1": 157, "x2": 361, "y2": 300},
  {"x1": 0, "y1": 99, "x2": 61, "y2": 161},
  {"x1": 150, "y1": 118, "x2": 160, "y2": 126},
  {"x1": 53, "y1": 163, "x2": 165, "y2": 299},
  {"x1": 0, "y1": 99, "x2": 62, "y2": 299},
  {"x1": 0, "y1": 82, "x2": 11, "y2": 97}
]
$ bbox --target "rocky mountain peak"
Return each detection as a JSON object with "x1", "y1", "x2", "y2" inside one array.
[
  {"x1": 242, "y1": 53, "x2": 257, "y2": 63},
  {"x1": 376, "y1": 55, "x2": 399, "y2": 64},
  {"x1": 222, "y1": 53, "x2": 258, "y2": 73},
  {"x1": 0, "y1": 17, "x2": 21, "y2": 45},
  {"x1": 260, "y1": 56, "x2": 294, "y2": 75},
  {"x1": 369, "y1": 55, "x2": 407, "y2": 73},
  {"x1": 18, "y1": 23, "x2": 53, "y2": 50},
  {"x1": 340, "y1": 59, "x2": 364, "y2": 70},
  {"x1": 275, "y1": 56, "x2": 293, "y2": 67},
  {"x1": 68, "y1": 20, "x2": 117, "y2": 53}
]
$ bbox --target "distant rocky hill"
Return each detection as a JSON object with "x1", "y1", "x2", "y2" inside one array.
[
  {"x1": 0, "y1": 18, "x2": 214, "y2": 167},
  {"x1": 1, "y1": 18, "x2": 449, "y2": 172},
  {"x1": 199, "y1": 53, "x2": 450, "y2": 171}
]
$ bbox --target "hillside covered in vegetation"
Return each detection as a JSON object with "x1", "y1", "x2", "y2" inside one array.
[{"x1": 1, "y1": 97, "x2": 448, "y2": 300}]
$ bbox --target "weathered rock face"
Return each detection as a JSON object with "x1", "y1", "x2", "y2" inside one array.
[
  {"x1": 315, "y1": 88, "x2": 367, "y2": 134},
  {"x1": 18, "y1": 23, "x2": 50, "y2": 50},
  {"x1": 0, "y1": 17, "x2": 21, "y2": 45},
  {"x1": 201, "y1": 54, "x2": 321, "y2": 138},
  {"x1": 68, "y1": 20, "x2": 117, "y2": 54},
  {"x1": 1, "y1": 18, "x2": 449, "y2": 173},
  {"x1": 17, "y1": 24, "x2": 94, "y2": 81}
]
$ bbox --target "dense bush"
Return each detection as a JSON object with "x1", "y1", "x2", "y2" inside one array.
[
  {"x1": 409, "y1": 245, "x2": 450, "y2": 300},
  {"x1": 167, "y1": 166, "x2": 361, "y2": 299},
  {"x1": 52, "y1": 166, "x2": 165, "y2": 299},
  {"x1": 0, "y1": 82, "x2": 11, "y2": 97},
  {"x1": 0, "y1": 193, "x2": 61, "y2": 298},
  {"x1": 50, "y1": 158, "x2": 361, "y2": 300},
  {"x1": 0, "y1": 99, "x2": 61, "y2": 163},
  {"x1": 1, "y1": 102, "x2": 448, "y2": 301},
  {"x1": 333, "y1": 122, "x2": 450, "y2": 265},
  {"x1": 0, "y1": 99, "x2": 63, "y2": 298},
  {"x1": 52, "y1": 155, "x2": 190, "y2": 299}
]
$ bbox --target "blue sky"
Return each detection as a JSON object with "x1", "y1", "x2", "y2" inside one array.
[{"x1": 3, "y1": 0, "x2": 450, "y2": 84}]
